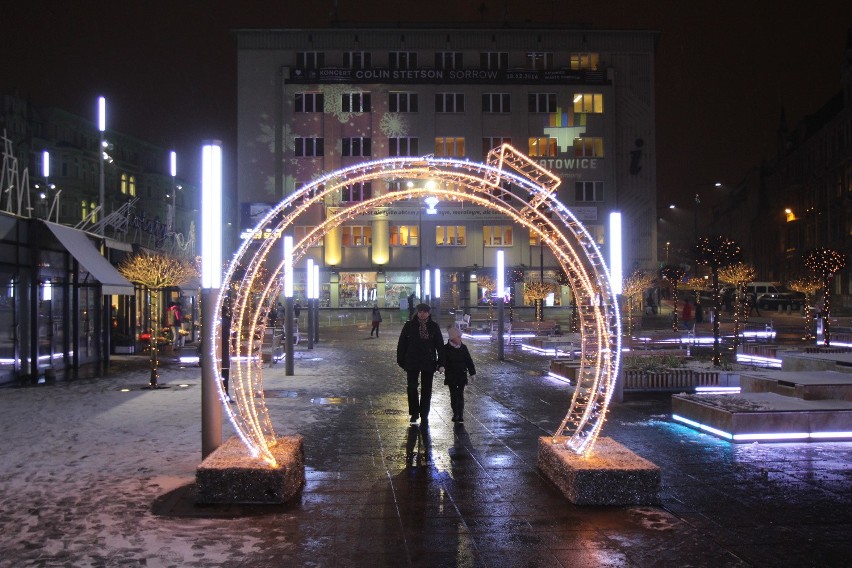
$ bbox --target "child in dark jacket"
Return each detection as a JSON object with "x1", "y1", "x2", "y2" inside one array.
[{"x1": 443, "y1": 325, "x2": 476, "y2": 423}]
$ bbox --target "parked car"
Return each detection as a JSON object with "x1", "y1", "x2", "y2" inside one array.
[{"x1": 746, "y1": 282, "x2": 804, "y2": 310}]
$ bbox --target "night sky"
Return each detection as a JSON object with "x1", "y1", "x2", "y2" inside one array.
[{"x1": 3, "y1": 1, "x2": 851, "y2": 208}]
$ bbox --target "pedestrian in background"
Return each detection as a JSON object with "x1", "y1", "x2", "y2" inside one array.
[
  {"x1": 443, "y1": 325, "x2": 476, "y2": 423},
  {"x1": 396, "y1": 303, "x2": 444, "y2": 426},
  {"x1": 681, "y1": 297, "x2": 694, "y2": 331},
  {"x1": 370, "y1": 304, "x2": 383, "y2": 337}
]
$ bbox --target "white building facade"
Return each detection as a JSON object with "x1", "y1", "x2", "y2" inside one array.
[{"x1": 235, "y1": 26, "x2": 658, "y2": 310}]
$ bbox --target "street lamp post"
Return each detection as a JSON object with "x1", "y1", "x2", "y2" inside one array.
[{"x1": 201, "y1": 140, "x2": 223, "y2": 459}]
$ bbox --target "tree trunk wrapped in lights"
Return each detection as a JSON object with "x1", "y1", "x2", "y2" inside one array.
[
  {"x1": 692, "y1": 236, "x2": 742, "y2": 366},
  {"x1": 477, "y1": 275, "x2": 495, "y2": 321},
  {"x1": 718, "y1": 262, "x2": 756, "y2": 353},
  {"x1": 621, "y1": 270, "x2": 653, "y2": 338},
  {"x1": 788, "y1": 275, "x2": 822, "y2": 341},
  {"x1": 118, "y1": 253, "x2": 199, "y2": 388},
  {"x1": 523, "y1": 280, "x2": 554, "y2": 324},
  {"x1": 804, "y1": 248, "x2": 847, "y2": 347},
  {"x1": 659, "y1": 265, "x2": 686, "y2": 332}
]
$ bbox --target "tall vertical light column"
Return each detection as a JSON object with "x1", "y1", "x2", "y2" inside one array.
[
  {"x1": 433, "y1": 268, "x2": 441, "y2": 326},
  {"x1": 283, "y1": 235, "x2": 295, "y2": 376},
  {"x1": 201, "y1": 141, "x2": 223, "y2": 459},
  {"x1": 609, "y1": 211, "x2": 623, "y2": 295},
  {"x1": 424, "y1": 268, "x2": 431, "y2": 306},
  {"x1": 312, "y1": 263, "x2": 320, "y2": 343},
  {"x1": 97, "y1": 96, "x2": 106, "y2": 234},
  {"x1": 306, "y1": 258, "x2": 315, "y2": 350},
  {"x1": 497, "y1": 250, "x2": 505, "y2": 361},
  {"x1": 170, "y1": 151, "x2": 177, "y2": 232}
]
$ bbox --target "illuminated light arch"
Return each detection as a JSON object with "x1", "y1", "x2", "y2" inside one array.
[{"x1": 213, "y1": 145, "x2": 621, "y2": 466}]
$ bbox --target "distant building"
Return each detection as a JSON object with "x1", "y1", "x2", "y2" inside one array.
[{"x1": 235, "y1": 25, "x2": 658, "y2": 309}]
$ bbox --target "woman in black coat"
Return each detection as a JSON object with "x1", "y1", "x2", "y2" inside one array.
[
  {"x1": 396, "y1": 304, "x2": 444, "y2": 425},
  {"x1": 443, "y1": 325, "x2": 476, "y2": 423}
]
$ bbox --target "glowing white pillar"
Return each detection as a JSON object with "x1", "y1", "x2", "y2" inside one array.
[
  {"x1": 283, "y1": 235, "x2": 295, "y2": 375},
  {"x1": 497, "y1": 250, "x2": 505, "y2": 361},
  {"x1": 306, "y1": 259, "x2": 315, "y2": 350},
  {"x1": 609, "y1": 211, "x2": 623, "y2": 295},
  {"x1": 97, "y1": 96, "x2": 106, "y2": 233},
  {"x1": 201, "y1": 141, "x2": 223, "y2": 459}
]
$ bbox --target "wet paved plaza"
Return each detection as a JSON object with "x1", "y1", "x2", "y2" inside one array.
[{"x1": 0, "y1": 315, "x2": 850, "y2": 567}]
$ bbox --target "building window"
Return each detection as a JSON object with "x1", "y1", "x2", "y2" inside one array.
[
  {"x1": 294, "y1": 137, "x2": 324, "y2": 157},
  {"x1": 435, "y1": 93, "x2": 464, "y2": 113},
  {"x1": 389, "y1": 137, "x2": 418, "y2": 156},
  {"x1": 389, "y1": 92, "x2": 418, "y2": 112},
  {"x1": 489, "y1": 180, "x2": 512, "y2": 202},
  {"x1": 570, "y1": 52, "x2": 600, "y2": 70},
  {"x1": 295, "y1": 92, "x2": 324, "y2": 113},
  {"x1": 296, "y1": 51, "x2": 324, "y2": 69},
  {"x1": 528, "y1": 137, "x2": 557, "y2": 157},
  {"x1": 574, "y1": 138, "x2": 604, "y2": 158},
  {"x1": 120, "y1": 173, "x2": 136, "y2": 196},
  {"x1": 573, "y1": 93, "x2": 604, "y2": 113},
  {"x1": 482, "y1": 137, "x2": 511, "y2": 158},
  {"x1": 341, "y1": 182, "x2": 372, "y2": 202},
  {"x1": 82, "y1": 200, "x2": 97, "y2": 222},
  {"x1": 389, "y1": 51, "x2": 417, "y2": 69},
  {"x1": 342, "y1": 225, "x2": 372, "y2": 246},
  {"x1": 390, "y1": 225, "x2": 419, "y2": 246},
  {"x1": 344, "y1": 51, "x2": 371, "y2": 68},
  {"x1": 342, "y1": 92, "x2": 371, "y2": 113},
  {"x1": 294, "y1": 181, "x2": 321, "y2": 203},
  {"x1": 575, "y1": 181, "x2": 604, "y2": 202},
  {"x1": 484, "y1": 225, "x2": 512, "y2": 247},
  {"x1": 480, "y1": 52, "x2": 508, "y2": 69},
  {"x1": 294, "y1": 225, "x2": 321, "y2": 246},
  {"x1": 435, "y1": 137, "x2": 465, "y2": 157},
  {"x1": 482, "y1": 93, "x2": 510, "y2": 113},
  {"x1": 436, "y1": 225, "x2": 466, "y2": 246},
  {"x1": 528, "y1": 93, "x2": 557, "y2": 113},
  {"x1": 435, "y1": 52, "x2": 463, "y2": 69},
  {"x1": 342, "y1": 137, "x2": 372, "y2": 157},
  {"x1": 526, "y1": 52, "x2": 553, "y2": 70}
]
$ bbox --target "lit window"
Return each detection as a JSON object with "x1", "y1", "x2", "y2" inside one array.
[
  {"x1": 120, "y1": 173, "x2": 128, "y2": 195},
  {"x1": 342, "y1": 225, "x2": 372, "y2": 246},
  {"x1": 342, "y1": 92, "x2": 371, "y2": 113},
  {"x1": 342, "y1": 137, "x2": 372, "y2": 157},
  {"x1": 436, "y1": 225, "x2": 466, "y2": 246},
  {"x1": 389, "y1": 92, "x2": 418, "y2": 112},
  {"x1": 294, "y1": 137, "x2": 324, "y2": 157},
  {"x1": 295, "y1": 92, "x2": 324, "y2": 113},
  {"x1": 435, "y1": 93, "x2": 464, "y2": 113},
  {"x1": 570, "y1": 52, "x2": 600, "y2": 70},
  {"x1": 528, "y1": 93, "x2": 557, "y2": 113},
  {"x1": 389, "y1": 51, "x2": 417, "y2": 69},
  {"x1": 528, "y1": 137, "x2": 557, "y2": 157},
  {"x1": 526, "y1": 52, "x2": 553, "y2": 70},
  {"x1": 128, "y1": 176, "x2": 135, "y2": 197},
  {"x1": 390, "y1": 225, "x2": 419, "y2": 246},
  {"x1": 575, "y1": 181, "x2": 604, "y2": 202},
  {"x1": 480, "y1": 52, "x2": 508, "y2": 70},
  {"x1": 484, "y1": 225, "x2": 512, "y2": 247},
  {"x1": 344, "y1": 51, "x2": 371, "y2": 69},
  {"x1": 341, "y1": 182, "x2": 372, "y2": 202},
  {"x1": 389, "y1": 137, "x2": 419, "y2": 156},
  {"x1": 573, "y1": 93, "x2": 603, "y2": 113},
  {"x1": 435, "y1": 52, "x2": 463, "y2": 69},
  {"x1": 482, "y1": 93, "x2": 510, "y2": 113},
  {"x1": 435, "y1": 137, "x2": 465, "y2": 157},
  {"x1": 296, "y1": 51, "x2": 324, "y2": 69},
  {"x1": 573, "y1": 138, "x2": 604, "y2": 158}
]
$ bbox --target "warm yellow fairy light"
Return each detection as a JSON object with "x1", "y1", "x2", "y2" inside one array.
[{"x1": 215, "y1": 147, "x2": 620, "y2": 462}]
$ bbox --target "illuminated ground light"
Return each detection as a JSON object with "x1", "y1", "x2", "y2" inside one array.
[
  {"x1": 672, "y1": 414, "x2": 852, "y2": 442},
  {"x1": 214, "y1": 145, "x2": 621, "y2": 464}
]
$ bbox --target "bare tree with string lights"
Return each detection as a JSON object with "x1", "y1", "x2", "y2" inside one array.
[
  {"x1": 803, "y1": 248, "x2": 847, "y2": 347},
  {"x1": 693, "y1": 235, "x2": 742, "y2": 366},
  {"x1": 718, "y1": 262, "x2": 756, "y2": 354},
  {"x1": 659, "y1": 264, "x2": 685, "y2": 331},
  {"x1": 788, "y1": 274, "x2": 822, "y2": 342},
  {"x1": 621, "y1": 270, "x2": 653, "y2": 338}
]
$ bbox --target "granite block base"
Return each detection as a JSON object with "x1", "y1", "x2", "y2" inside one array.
[
  {"x1": 537, "y1": 436, "x2": 660, "y2": 506},
  {"x1": 196, "y1": 435, "x2": 304, "y2": 504}
]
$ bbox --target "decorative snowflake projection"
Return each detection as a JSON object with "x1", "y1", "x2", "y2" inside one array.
[
  {"x1": 380, "y1": 112, "x2": 409, "y2": 137},
  {"x1": 256, "y1": 114, "x2": 275, "y2": 153},
  {"x1": 321, "y1": 84, "x2": 365, "y2": 122}
]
